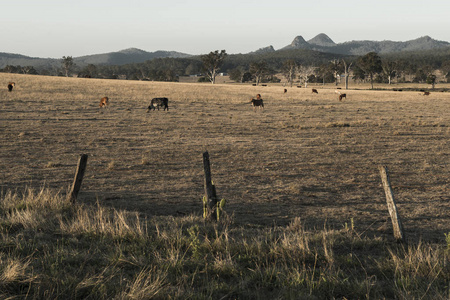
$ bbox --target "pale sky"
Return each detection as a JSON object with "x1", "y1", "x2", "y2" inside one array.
[{"x1": 2, "y1": 0, "x2": 449, "y2": 58}]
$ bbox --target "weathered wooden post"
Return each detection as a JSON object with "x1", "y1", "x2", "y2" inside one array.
[
  {"x1": 69, "y1": 154, "x2": 88, "y2": 204},
  {"x1": 379, "y1": 165, "x2": 406, "y2": 242},
  {"x1": 203, "y1": 151, "x2": 217, "y2": 221}
]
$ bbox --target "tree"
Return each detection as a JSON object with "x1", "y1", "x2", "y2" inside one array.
[
  {"x1": 357, "y1": 52, "x2": 382, "y2": 89},
  {"x1": 298, "y1": 65, "x2": 316, "y2": 88},
  {"x1": 281, "y1": 60, "x2": 297, "y2": 87},
  {"x1": 341, "y1": 59, "x2": 353, "y2": 90},
  {"x1": 426, "y1": 73, "x2": 437, "y2": 89},
  {"x1": 382, "y1": 61, "x2": 397, "y2": 85},
  {"x1": 329, "y1": 59, "x2": 343, "y2": 86},
  {"x1": 62, "y1": 56, "x2": 75, "y2": 77},
  {"x1": 249, "y1": 61, "x2": 269, "y2": 85},
  {"x1": 201, "y1": 50, "x2": 227, "y2": 84}
]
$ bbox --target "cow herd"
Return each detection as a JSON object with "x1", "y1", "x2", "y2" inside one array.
[{"x1": 5, "y1": 82, "x2": 435, "y2": 113}]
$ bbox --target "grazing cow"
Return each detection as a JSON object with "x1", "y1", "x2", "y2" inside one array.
[
  {"x1": 147, "y1": 97, "x2": 169, "y2": 112},
  {"x1": 284, "y1": 89, "x2": 287, "y2": 93},
  {"x1": 312, "y1": 88, "x2": 318, "y2": 94},
  {"x1": 335, "y1": 90, "x2": 346, "y2": 101},
  {"x1": 7, "y1": 82, "x2": 15, "y2": 92},
  {"x1": 297, "y1": 86, "x2": 302, "y2": 88},
  {"x1": 339, "y1": 94, "x2": 347, "y2": 101},
  {"x1": 250, "y1": 94, "x2": 264, "y2": 111},
  {"x1": 422, "y1": 92, "x2": 430, "y2": 96},
  {"x1": 99, "y1": 96, "x2": 109, "y2": 108}
]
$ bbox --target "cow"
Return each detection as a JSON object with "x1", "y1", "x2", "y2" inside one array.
[
  {"x1": 284, "y1": 89, "x2": 287, "y2": 93},
  {"x1": 250, "y1": 94, "x2": 264, "y2": 111},
  {"x1": 312, "y1": 88, "x2": 318, "y2": 94},
  {"x1": 7, "y1": 82, "x2": 15, "y2": 92},
  {"x1": 99, "y1": 96, "x2": 109, "y2": 108},
  {"x1": 422, "y1": 92, "x2": 430, "y2": 96},
  {"x1": 147, "y1": 97, "x2": 169, "y2": 112},
  {"x1": 335, "y1": 90, "x2": 346, "y2": 101}
]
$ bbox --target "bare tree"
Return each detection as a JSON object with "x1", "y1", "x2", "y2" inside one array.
[
  {"x1": 201, "y1": 50, "x2": 227, "y2": 84},
  {"x1": 330, "y1": 59, "x2": 343, "y2": 86},
  {"x1": 382, "y1": 61, "x2": 397, "y2": 85},
  {"x1": 342, "y1": 59, "x2": 353, "y2": 90},
  {"x1": 281, "y1": 60, "x2": 297, "y2": 87},
  {"x1": 298, "y1": 65, "x2": 316, "y2": 88}
]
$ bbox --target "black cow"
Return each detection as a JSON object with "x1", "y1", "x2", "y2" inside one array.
[
  {"x1": 250, "y1": 94, "x2": 264, "y2": 111},
  {"x1": 147, "y1": 97, "x2": 169, "y2": 112},
  {"x1": 7, "y1": 82, "x2": 15, "y2": 92}
]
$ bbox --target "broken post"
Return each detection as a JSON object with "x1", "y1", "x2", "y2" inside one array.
[
  {"x1": 379, "y1": 165, "x2": 406, "y2": 242},
  {"x1": 69, "y1": 154, "x2": 88, "y2": 204},
  {"x1": 203, "y1": 151, "x2": 217, "y2": 221}
]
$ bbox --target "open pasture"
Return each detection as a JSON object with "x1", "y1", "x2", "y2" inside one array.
[{"x1": 1, "y1": 73, "x2": 449, "y2": 242}]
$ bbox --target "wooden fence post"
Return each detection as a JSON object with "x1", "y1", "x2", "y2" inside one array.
[
  {"x1": 69, "y1": 154, "x2": 88, "y2": 204},
  {"x1": 379, "y1": 165, "x2": 406, "y2": 242},
  {"x1": 203, "y1": 151, "x2": 217, "y2": 221}
]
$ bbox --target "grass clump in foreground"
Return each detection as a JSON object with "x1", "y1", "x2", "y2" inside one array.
[{"x1": 0, "y1": 188, "x2": 449, "y2": 299}]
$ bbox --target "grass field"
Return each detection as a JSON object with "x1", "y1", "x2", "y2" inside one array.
[
  {"x1": 1, "y1": 73, "x2": 448, "y2": 240},
  {"x1": 0, "y1": 73, "x2": 449, "y2": 298}
]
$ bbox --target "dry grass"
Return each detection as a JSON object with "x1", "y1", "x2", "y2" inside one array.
[
  {"x1": 1, "y1": 73, "x2": 449, "y2": 244},
  {"x1": 0, "y1": 187, "x2": 449, "y2": 298}
]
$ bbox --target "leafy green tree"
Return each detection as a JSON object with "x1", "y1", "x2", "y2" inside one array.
[
  {"x1": 229, "y1": 67, "x2": 244, "y2": 83},
  {"x1": 201, "y1": 50, "x2": 227, "y2": 84},
  {"x1": 62, "y1": 56, "x2": 75, "y2": 77},
  {"x1": 249, "y1": 61, "x2": 269, "y2": 85},
  {"x1": 357, "y1": 52, "x2": 382, "y2": 89},
  {"x1": 413, "y1": 69, "x2": 427, "y2": 83},
  {"x1": 426, "y1": 73, "x2": 437, "y2": 89},
  {"x1": 80, "y1": 64, "x2": 98, "y2": 78}
]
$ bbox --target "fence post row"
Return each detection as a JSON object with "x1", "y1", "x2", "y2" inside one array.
[
  {"x1": 69, "y1": 154, "x2": 88, "y2": 204},
  {"x1": 203, "y1": 151, "x2": 218, "y2": 221},
  {"x1": 379, "y1": 165, "x2": 406, "y2": 242}
]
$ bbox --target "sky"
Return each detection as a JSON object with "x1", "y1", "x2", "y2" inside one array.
[{"x1": 2, "y1": 0, "x2": 450, "y2": 58}]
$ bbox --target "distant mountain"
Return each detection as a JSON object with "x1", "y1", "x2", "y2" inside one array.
[
  {"x1": 0, "y1": 52, "x2": 59, "y2": 69},
  {"x1": 307, "y1": 33, "x2": 336, "y2": 47},
  {"x1": 285, "y1": 36, "x2": 310, "y2": 49},
  {"x1": 2, "y1": 35, "x2": 450, "y2": 71},
  {"x1": 74, "y1": 48, "x2": 191, "y2": 66},
  {"x1": 249, "y1": 45, "x2": 275, "y2": 54},
  {"x1": 279, "y1": 34, "x2": 450, "y2": 55},
  {"x1": 0, "y1": 48, "x2": 192, "y2": 69}
]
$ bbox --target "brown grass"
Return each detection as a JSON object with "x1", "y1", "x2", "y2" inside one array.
[{"x1": 1, "y1": 73, "x2": 449, "y2": 243}]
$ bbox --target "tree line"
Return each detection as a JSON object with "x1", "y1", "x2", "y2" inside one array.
[{"x1": 2, "y1": 48, "x2": 450, "y2": 88}]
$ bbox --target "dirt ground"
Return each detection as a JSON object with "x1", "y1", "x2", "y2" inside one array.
[{"x1": 1, "y1": 74, "x2": 449, "y2": 243}]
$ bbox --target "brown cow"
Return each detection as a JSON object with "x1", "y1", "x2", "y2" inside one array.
[
  {"x1": 339, "y1": 94, "x2": 347, "y2": 101},
  {"x1": 284, "y1": 89, "x2": 287, "y2": 93},
  {"x1": 99, "y1": 96, "x2": 109, "y2": 108},
  {"x1": 250, "y1": 94, "x2": 264, "y2": 111},
  {"x1": 312, "y1": 88, "x2": 318, "y2": 94},
  {"x1": 422, "y1": 92, "x2": 430, "y2": 96},
  {"x1": 7, "y1": 82, "x2": 15, "y2": 92}
]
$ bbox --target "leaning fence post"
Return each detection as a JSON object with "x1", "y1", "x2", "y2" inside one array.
[
  {"x1": 379, "y1": 165, "x2": 406, "y2": 242},
  {"x1": 69, "y1": 154, "x2": 88, "y2": 204},
  {"x1": 203, "y1": 151, "x2": 217, "y2": 221}
]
